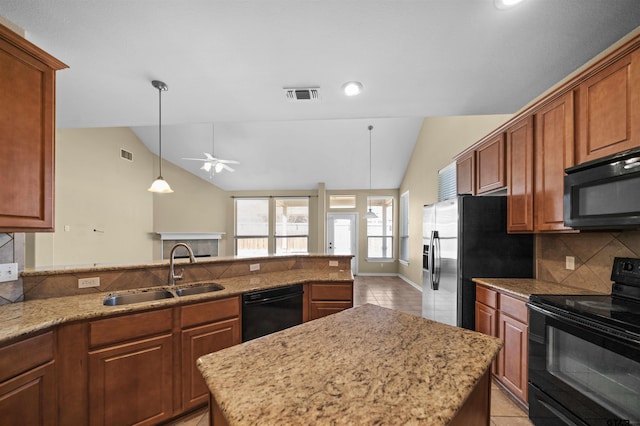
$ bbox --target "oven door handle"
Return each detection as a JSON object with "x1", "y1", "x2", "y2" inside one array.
[
  {"x1": 538, "y1": 400, "x2": 582, "y2": 426},
  {"x1": 243, "y1": 292, "x2": 303, "y2": 306}
]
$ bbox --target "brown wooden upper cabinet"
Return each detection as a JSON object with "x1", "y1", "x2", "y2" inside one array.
[
  {"x1": 576, "y1": 49, "x2": 640, "y2": 165},
  {"x1": 506, "y1": 116, "x2": 534, "y2": 233},
  {"x1": 0, "y1": 24, "x2": 68, "y2": 232},
  {"x1": 534, "y1": 92, "x2": 574, "y2": 232},
  {"x1": 475, "y1": 134, "x2": 506, "y2": 194},
  {"x1": 456, "y1": 151, "x2": 475, "y2": 195}
]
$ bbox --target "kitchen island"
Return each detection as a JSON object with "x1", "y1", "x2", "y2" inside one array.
[{"x1": 197, "y1": 303, "x2": 503, "y2": 425}]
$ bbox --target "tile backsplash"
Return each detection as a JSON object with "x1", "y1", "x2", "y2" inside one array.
[
  {"x1": 0, "y1": 233, "x2": 24, "y2": 305},
  {"x1": 536, "y1": 230, "x2": 640, "y2": 293}
]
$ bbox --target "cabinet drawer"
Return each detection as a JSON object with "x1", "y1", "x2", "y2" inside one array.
[
  {"x1": 90, "y1": 308, "x2": 173, "y2": 348},
  {"x1": 181, "y1": 296, "x2": 241, "y2": 328},
  {"x1": 499, "y1": 293, "x2": 528, "y2": 324},
  {"x1": 0, "y1": 331, "x2": 54, "y2": 383},
  {"x1": 310, "y1": 283, "x2": 353, "y2": 301},
  {"x1": 476, "y1": 285, "x2": 498, "y2": 309}
]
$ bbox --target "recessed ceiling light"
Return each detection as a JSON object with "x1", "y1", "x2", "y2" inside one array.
[
  {"x1": 494, "y1": 0, "x2": 525, "y2": 10},
  {"x1": 342, "y1": 81, "x2": 363, "y2": 97}
]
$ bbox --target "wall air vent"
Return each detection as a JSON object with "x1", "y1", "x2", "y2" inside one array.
[
  {"x1": 120, "y1": 148, "x2": 133, "y2": 162},
  {"x1": 284, "y1": 87, "x2": 320, "y2": 101}
]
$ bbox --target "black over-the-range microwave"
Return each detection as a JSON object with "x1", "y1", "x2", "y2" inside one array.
[{"x1": 564, "y1": 146, "x2": 640, "y2": 229}]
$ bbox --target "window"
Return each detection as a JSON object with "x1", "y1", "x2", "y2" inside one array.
[
  {"x1": 329, "y1": 195, "x2": 356, "y2": 209},
  {"x1": 367, "y1": 196, "x2": 393, "y2": 260},
  {"x1": 399, "y1": 191, "x2": 409, "y2": 263},
  {"x1": 235, "y1": 198, "x2": 269, "y2": 256},
  {"x1": 275, "y1": 198, "x2": 309, "y2": 254},
  {"x1": 235, "y1": 197, "x2": 310, "y2": 256}
]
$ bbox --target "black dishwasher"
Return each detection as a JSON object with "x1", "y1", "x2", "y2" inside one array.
[{"x1": 242, "y1": 284, "x2": 303, "y2": 342}]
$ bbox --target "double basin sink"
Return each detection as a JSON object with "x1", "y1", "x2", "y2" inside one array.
[{"x1": 103, "y1": 283, "x2": 225, "y2": 306}]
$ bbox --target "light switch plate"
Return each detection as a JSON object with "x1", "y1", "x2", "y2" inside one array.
[
  {"x1": 249, "y1": 263, "x2": 260, "y2": 272},
  {"x1": 78, "y1": 277, "x2": 100, "y2": 288},
  {"x1": 0, "y1": 263, "x2": 18, "y2": 282},
  {"x1": 329, "y1": 260, "x2": 339, "y2": 267}
]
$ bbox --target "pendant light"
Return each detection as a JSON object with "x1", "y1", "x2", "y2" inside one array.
[
  {"x1": 365, "y1": 125, "x2": 378, "y2": 220},
  {"x1": 148, "y1": 80, "x2": 173, "y2": 193}
]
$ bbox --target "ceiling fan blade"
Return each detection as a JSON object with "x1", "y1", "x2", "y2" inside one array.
[
  {"x1": 204, "y1": 152, "x2": 216, "y2": 161},
  {"x1": 218, "y1": 159, "x2": 240, "y2": 164},
  {"x1": 182, "y1": 157, "x2": 208, "y2": 161},
  {"x1": 221, "y1": 163, "x2": 235, "y2": 172}
]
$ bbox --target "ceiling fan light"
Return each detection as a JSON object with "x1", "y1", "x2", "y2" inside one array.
[
  {"x1": 148, "y1": 177, "x2": 173, "y2": 193},
  {"x1": 343, "y1": 81, "x2": 363, "y2": 97},
  {"x1": 214, "y1": 162, "x2": 224, "y2": 173}
]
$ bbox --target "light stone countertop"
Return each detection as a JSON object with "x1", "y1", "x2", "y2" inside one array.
[
  {"x1": 197, "y1": 303, "x2": 503, "y2": 426},
  {"x1": 472, "y1": 277, "x2": 608, "y2": 299},
  {"x1": 0, "y1": 269, "x2": 353, "y2": 345}
]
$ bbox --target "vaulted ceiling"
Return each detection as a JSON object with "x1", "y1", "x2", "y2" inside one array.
[{"x1": 2, "y1": 1, "x2": 639, "y2": 190}]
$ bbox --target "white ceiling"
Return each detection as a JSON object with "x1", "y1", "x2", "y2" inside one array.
[{"x1": 1, "y1": 1, "x2": 639, "y2": 191}]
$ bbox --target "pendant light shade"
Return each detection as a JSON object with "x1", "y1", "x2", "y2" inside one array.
[
  {"x1": 148, "y1": 80, "x2": 173, "y2": 193},
  {"x1": 366, "y1": 125, "x2": 378, "y2": 220}
]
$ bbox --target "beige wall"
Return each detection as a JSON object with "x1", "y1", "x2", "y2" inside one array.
[
  {"x1": 26, "y1": 127, "x2": 227, "y2": 268},
  {"x1": 398, "y1": 115, "x2": 513, "y2": 287}
]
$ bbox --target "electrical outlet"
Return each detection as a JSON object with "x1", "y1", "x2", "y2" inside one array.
[
  {"x1": 78, "y1": 277, "x2": 100, "y2": 288},
  {"x1": 565, "y1": 256, "x2": 575, "y2": 271},
  {"x1": 249, "y1": 263, "x2": 260, "y2": 272},
  {"x1": 329, "y1": 260, "x2": 339, "y2": 267},
  {"x1": 0, "y1": 263, "x2": 18, "y2": 282}
]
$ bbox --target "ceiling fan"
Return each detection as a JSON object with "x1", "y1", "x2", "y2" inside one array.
[{"x1": 182, "y1": 124, "x2": 239, "y2": 178}]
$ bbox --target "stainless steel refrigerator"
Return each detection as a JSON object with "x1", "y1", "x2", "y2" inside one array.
[{"x1": 422, "y1": 195, "x2": 534, "y2": 330}]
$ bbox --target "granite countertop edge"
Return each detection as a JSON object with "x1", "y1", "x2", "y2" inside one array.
[
  {"x1": 472, "y1": 277, "x2": 608, "y2": 299},
  {"x1": 0, "y1": 269, "x2": 353, "y2": 345}
]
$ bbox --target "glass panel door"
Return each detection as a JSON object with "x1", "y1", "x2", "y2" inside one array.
[{"x1": 327, "y1": 213, "x2": 357, "y2": 274}]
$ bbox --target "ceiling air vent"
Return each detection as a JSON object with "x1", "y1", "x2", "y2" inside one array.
[
  {"x1": 120, "y1": 148, "x2": 133, "y2": 162},
  {"x1": 284, "y1": 87, "x2": 320, "y2": 101}
]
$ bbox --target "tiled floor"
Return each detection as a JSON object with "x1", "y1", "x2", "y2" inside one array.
[{"x1": 172, "y1": 275, "x2": 532, "y2": 425}]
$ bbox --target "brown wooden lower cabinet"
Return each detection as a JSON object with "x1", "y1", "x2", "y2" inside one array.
[
  {"x1": 0, "y1": 332, "x2": 56, "y2": 426},
  {"x1": 89, "y1": 334, "x2": 174, "y2": 426},
  {"x1": 475, "y1": 284, "x2": 529, "y2": 407},
  {"x1": 308, "y1": 282, "x2": 353, "y2": 321}
]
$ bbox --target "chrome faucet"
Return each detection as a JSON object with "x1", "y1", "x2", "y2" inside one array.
[{"x1": 169, "y1": 243, "x2": 197, "y2": 285}]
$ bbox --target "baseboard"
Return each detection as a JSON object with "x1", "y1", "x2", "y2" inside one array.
[{"x1": 398, "y1": 274, "x2": 422, "y2": 292}]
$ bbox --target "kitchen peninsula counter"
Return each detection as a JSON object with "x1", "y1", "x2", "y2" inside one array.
[
  {"x1": 0, "y1": 268, "x2": 353, "y2": 345},
  {"x1": 197, "y1": 304, "x2": 502, "y2": 426},
  {"x1": 473, "y1": 277, "x2": 607, "y2": 299}
]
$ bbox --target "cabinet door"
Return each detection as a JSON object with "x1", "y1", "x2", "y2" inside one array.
[
  {"x1": 535, "y1": 93, "x2": 574, "y2": 232},
  {"x1": 476, "y1": 134, "x2": 506, "y2": 194},
  {"x1": 181, "y1": 318, "x2": 240, "y2": 411},
  {"x1": 0, "y1": 361, "x2": 56, "y2": 426},
  {"x1": 0, "y1": 24, "x2": 67, "y2": 231},
  {"x1": 498, "y1": 313, "x2": 528, "y2": 404},
  {"x1": 89, "y1": 334, "x2": 173, "y2": 426},
  {"x1": 456, "y1": 152, "x2": 475, "y2": 195},
  {"x1": 506, "y1": 116, "x2": 534, "y2": 233},
  {"x1": 576, "y1": 50, "x2": 640, "y2": 164},
  {"x1": 475, "y1": 302, "x2": 498, "y2": 375},
  {"x1": 309, "y1": 301, "x2": 352, "y2": 320}
]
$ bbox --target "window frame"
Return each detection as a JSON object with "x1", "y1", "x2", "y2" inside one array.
[
  {"x1": 399, "y1": 191, "x2": 409, "y2": 264},
  {"x1": 366, "y1": 196, "x2": 394, "y2": 261}
]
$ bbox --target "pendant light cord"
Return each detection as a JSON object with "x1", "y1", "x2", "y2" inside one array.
[
  {"x1": 158, "y1": 86, "x2": 163, "y2": 178},
  {"x1": 368, "y1": 125, "x2": 373, "y2": 212}
]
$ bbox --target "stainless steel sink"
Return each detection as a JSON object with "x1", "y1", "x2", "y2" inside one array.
[
  {"x1": 103, "y1": 290, "x2": 175, "y2": 306},
  {"x1": 175, "y1": 283, "x2": 224, "y2": 297}
]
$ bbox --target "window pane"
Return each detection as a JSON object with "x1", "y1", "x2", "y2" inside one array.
[
  {"x1": 236, "y1": 237, "x2": 268, "y2": 257},
  {"x1": 236, "y1": 199, "x2": 269, "y2": 236},
  {"x1": 275, "y1": 236, "x2": 308, "y2": 254},
  {"x1": 275, "y1": 198, "x2": 309, "y2": 236},
  {"x1": 329, "y1": 195, "x2": 356, "y2": 209},
  {"x1": 400, "y1": 191, "x2": 409, "y2": 262},
  {"x1": 368, "y1": 236, "x2": 393, "y2": 259},
  {"x1": 367, "y1": 196, "x2": 393, "y2": 259}
]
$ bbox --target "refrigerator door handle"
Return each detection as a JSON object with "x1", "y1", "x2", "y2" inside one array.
[
  {"x1": 429, "y1": 230, "x2": 436, "y2": 288},
  {"x1": 432, "y1": 231, "x2": 440, "y2": 290}
]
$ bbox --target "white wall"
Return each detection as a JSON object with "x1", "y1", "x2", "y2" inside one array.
[
  {"x1": 398, "y1": 114, "x2": 513, "y2": 287},
  {"x1": 26, "y1": 127, "x2": 227, "y2": 268}
]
